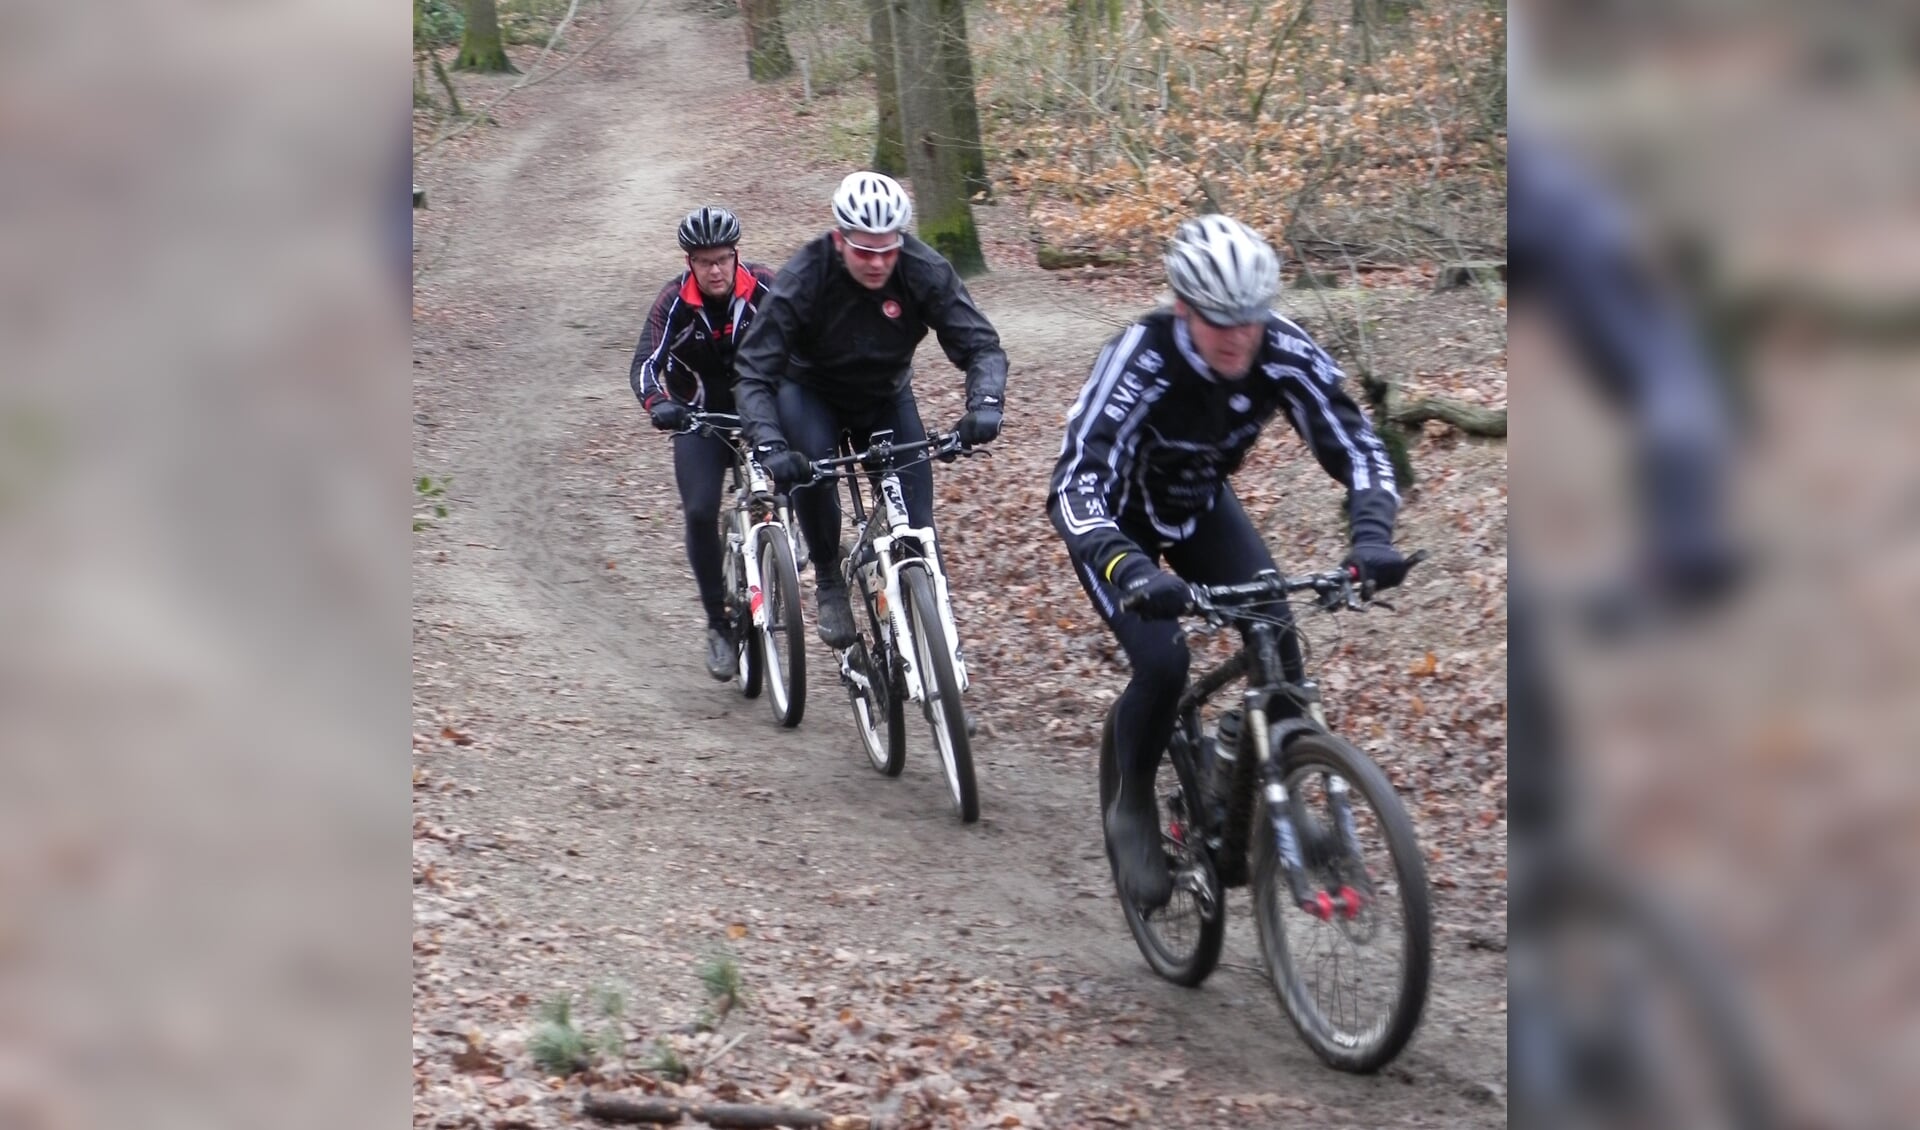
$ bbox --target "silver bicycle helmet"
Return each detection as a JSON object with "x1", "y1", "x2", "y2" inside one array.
[
  {"x1": 1163, "y1": 215, "x2": 1281, "y2": 324},
  {"x1": 830, "y1": 172, "x2": 913, "y2": 236},
  {"x1": 677, "y1": 205, "x2": 742, "y2": 251}
]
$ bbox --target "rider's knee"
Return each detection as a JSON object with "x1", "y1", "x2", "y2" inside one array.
[{"x1": 1131, "y1": 641, "x2": 1191, "y2": 696}]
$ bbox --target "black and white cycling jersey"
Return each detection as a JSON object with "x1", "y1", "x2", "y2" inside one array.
[{"x1": 1048, "y1": 307, "x2": 1399, "y2": 579}]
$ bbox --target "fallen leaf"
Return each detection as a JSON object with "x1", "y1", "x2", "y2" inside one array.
[
  {"x1": 441, "y1": 725, "x2": 475, "y2": 746},
  {"x1": 727, "y1": 923, "x2": 749, "y2": 940},
  {"x1": 1408, "y1": 652, "x2": 1438, "y2": 678}
]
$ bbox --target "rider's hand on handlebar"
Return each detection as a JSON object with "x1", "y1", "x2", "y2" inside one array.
[
  {"x1": 1119, "y1": 565, "x2": 1193, "y2": 620},
  {"x1": 955, "y1": 407, "x2": 1002, "y2": 446},
  {"x1": 756, "y1": 444, "x2": 814, "y2": 488},
  {"x1": 1343, "y1": 541, "x2": 1413, "y2": 595},
  {"x1": 649, "y1": 401, "x2": 691, "y2": 432}
]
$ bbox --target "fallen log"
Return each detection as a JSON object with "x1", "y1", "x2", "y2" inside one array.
[
  {"x1": 1035, "y1": 245, "x2": 1132, "y2": 270},
  {"x1": 582, "y1": 1093, "x2": 869, "y2": 1129},
  {"x1": 1433, "y1": 260, "x2": 1506, "y2": 291},
  {"x1": 1387, "y1": 395, "x2": 1507, "y2": 437}
]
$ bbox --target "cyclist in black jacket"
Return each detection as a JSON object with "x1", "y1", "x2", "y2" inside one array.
[
  {"x1": 1049, "y1": 215, "x2": 1412, "y2": 909},
  {"x1": 630, "y1": 206, "x2": 780, "y2": 680},
  {"x1": 735, "y1": 172, "x2": 1009, "y2": 649}
]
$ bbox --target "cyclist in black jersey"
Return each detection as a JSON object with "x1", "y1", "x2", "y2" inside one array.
[
  {"x1": 630, "y1": 206, "x2": 779, "y2": 680},
  {"x1": 1049, "y1": 215, "x2": 1413, "y2": 909},
  {"x1": 734, "y1": 172, "x2": 1009, "y2": 650}
]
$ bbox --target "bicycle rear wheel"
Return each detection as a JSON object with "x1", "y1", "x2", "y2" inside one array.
[
  {"x1": 757, "y1": 530, "x2": 806, "y2": 727},
  {"x1": 1252, "y1": 730, "x2": 1431, "y2": 1072},
  {"x1": 901, "y1": 565, "x2": 977, "y2": 823},
  {"x1": 1097, "y1": 703, "x2": 1225, "y2": 986}
]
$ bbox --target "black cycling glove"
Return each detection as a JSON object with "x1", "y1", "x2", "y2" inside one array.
[
  {"x1": 649, "y1": 401, "x2": 691, "y2": 432},
  {"x1": 756, "y1": 443, "x2": 814, "y2": 488},
  {"x1": 1344, "y1": 541, "x2": 1411, "y2": 593},
  {"x1": 955, "y1": 407, "x2": 1002, "y2": 446}
]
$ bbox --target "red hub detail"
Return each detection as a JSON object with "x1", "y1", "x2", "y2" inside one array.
[
  {"x1": 1167, "y1": 821, "x2": 1185, "y2": 846},
  {"x1": 1336, "y1": 886, "x2": 1364, "y2": 919},
  {"x1": 1303, "y1": 892, "x2": 1335, "y2": 920}
]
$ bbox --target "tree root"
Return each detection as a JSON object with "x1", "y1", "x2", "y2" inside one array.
[{"x1": 583, "y1": 1092, "x2": 869, "y2": 1129}]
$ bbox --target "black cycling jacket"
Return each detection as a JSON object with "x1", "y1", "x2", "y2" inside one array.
[
  {"x1": 1048, "y1": 308, "x2": 1399, "y2": 582},
  {"x1": 733, "y1": 231, "x2": 1008, "y2": 449},
  {"x1": 629, "y1": 261, "x2": 778, "y2": 415}
]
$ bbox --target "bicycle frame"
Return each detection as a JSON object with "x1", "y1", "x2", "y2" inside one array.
[
  {"x1": 727, "y1": 449, "x2": 803, "y2": 631},
  {"x1": 688, "y1": 413, "x2": 802, "y2": 635},
  {"x1": 832, "y1": 431, "x2": 968, "y2": 704},
  {"x1": 1170, "y1": 591, "x2": 1368, "y2": 915}
]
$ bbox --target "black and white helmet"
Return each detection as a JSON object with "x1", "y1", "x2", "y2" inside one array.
[
  {"x1": 831, "y1": 172, "x2": 913, "y2": 236},
  {"x1": 1163, "y1": 215, "x2": 1281, "y2": 325},
  {"x1": 677, "y1": 205, "x2": 741, "y2": 251}
]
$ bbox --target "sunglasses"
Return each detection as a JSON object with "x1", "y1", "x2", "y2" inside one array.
[{"x1": 840, "y1": 234, "x2": 902, "y2": 258}]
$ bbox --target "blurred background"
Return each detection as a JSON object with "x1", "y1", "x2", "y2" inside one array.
[
  {"x1": 1510, "y1": 0, "x2": 1918, "y2": 1126},
  {"x1": 0, "y1": 0, "x2": 408, "y2": 1126}
]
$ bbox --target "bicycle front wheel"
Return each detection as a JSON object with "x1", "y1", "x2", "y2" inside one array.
[
  {"x1": 1252, "y1": 729, "x2": 1431, "y2": 1073},
  {"x1": 846, "y1": 564, "x2": 904, "y2": 775},
  {"x1": 726, "y1": 538, "x2": 763, "y2": 699},
  {"x1": 757, "y1": 530, "x2": 806, "y2": 727},
  {"x1": 901, "y1": 565, "x2": 977, "y2": 823}
]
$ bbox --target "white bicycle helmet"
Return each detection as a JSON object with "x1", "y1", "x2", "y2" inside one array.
[
  {"x1": 831, "y1": 172, "x2": 913, "y2": 237},
  {"x1": 1163, "y1": 215, "x2": 1281, "y2": 324}
]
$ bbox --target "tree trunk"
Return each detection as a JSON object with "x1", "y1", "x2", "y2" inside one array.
[
  {"x1": 1142, "y1": 0, "x2": 1169, "y2": 107},
  {"x1": 866, "y1": 0, "x2": 905, "y2": 174},
  {"x1": 1066, "y1": 0, "x2": 1095, "y2": 98},
  {"x1": 935, "y1": 0, "x2": 988, "y2": 193},
  {"x1": 454, "y1": 0, "x2": 518, "y2": 73},
  {"x1": 891, "y1": 0, "x2": 985, "y2": 275},
  {"x1": 431, "y1": 51, "x2": 467, "y2": 116},
  {"x1": 740, "y1": 0, "x2": 795, "y2": 80}
]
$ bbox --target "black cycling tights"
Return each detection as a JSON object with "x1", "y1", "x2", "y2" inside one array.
[
  {"x1": 779, "y1": 381, "x2": 935, "y2": 578},
  {"x1": 1071, "y1": 487, "x2": 1305, "y2": 791},
  {"x1": 674, "y1": 429, "x2": 733, "y2": 630}
]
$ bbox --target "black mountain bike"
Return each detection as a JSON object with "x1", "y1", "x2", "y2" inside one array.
[{"x1": 1100, "y1": 557, "x2": 1433, "y2": 1072}]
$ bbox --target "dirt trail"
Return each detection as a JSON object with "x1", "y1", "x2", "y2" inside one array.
[{"x1": 413, "y1": 7, "x2": 1506, "y2": 1127}]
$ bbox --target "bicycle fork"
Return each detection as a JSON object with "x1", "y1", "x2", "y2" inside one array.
[{"x1": 1256, "y1": 712, "x2": 1366, "y2": 923}]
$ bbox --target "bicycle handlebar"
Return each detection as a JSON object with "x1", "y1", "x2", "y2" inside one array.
[
  {"x1": 671, "y1": 410, "x2": 744, "y2": 439},
  {"x1": 805, "y1": 431, "x2": 978, "y2": 480},
  {"x1": 1118, "y1": 550, "x2": 1430, "y2": 617}
]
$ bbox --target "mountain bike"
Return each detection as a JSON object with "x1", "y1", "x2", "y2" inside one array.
[
  {"x1": 677, "y1": 412, "x2": 806, "y2": 726},
  {"x1": 1100, "y1": 557, "x2": 1432, "y2": 1072},
  {"x1": 805, "y1": 429, "x2": 983, "y2": 822}
]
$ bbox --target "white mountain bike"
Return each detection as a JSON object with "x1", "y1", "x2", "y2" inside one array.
[
  {"x1": 805, "y1": 430, "x2": 983, "y2": 822},
  {"x1": 679, "y1": 412, "x2": 807, "y2": 726}
]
